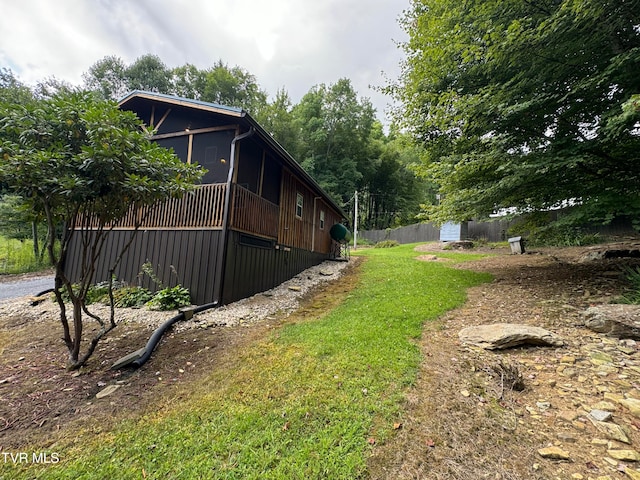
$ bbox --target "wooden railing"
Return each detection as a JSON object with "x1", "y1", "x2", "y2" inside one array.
[
  {"x1": 77, "y1": 183, "x2": 227, "y2": 230},
  {"x1": 76, "y1": 183, "x2": 280, "y2": 238},
  {"x1": 229, "y1": 184, "x2": 279, "y2": 239}
]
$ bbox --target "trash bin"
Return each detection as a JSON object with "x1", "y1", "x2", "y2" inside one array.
[{"x1": 508, "y1": 236, "x2": 525, "y2": 254}]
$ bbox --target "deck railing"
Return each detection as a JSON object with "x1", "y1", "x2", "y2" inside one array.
[
  {"x1": 229, "y1": 184, "x2": 279, "y2": 239},
  {"x1": 76, "y1": 183, "x2": 279, "y2": 238}
]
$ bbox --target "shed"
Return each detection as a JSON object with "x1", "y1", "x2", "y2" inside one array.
[{"x1": 63, "y1": 91, "x2": 348, "y2": 305}]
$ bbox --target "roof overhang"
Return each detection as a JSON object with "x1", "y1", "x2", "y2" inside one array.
[{"x1": 118, "y1": 90, "x2": 347, "y2": 218}]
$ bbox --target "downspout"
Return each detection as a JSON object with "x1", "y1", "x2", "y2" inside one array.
[
  {"x1": 311, "y1": 197, "x2": 321, "y2": 252},
  {"x1": 211, "y1": 127, "x2": 255, "y2": 305}
]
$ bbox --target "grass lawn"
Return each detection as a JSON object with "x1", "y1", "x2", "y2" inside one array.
[{"x1": 8, "y1": 243, "x2": 491, "y2": 479}]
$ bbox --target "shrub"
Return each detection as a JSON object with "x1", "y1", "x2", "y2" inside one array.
[
  {"x1": 113, "y1": 286, "x2": 154, "y2": 308},
  {"x1": 146, "y1": 285, "x2": 191, "y2": 311},
  {"x1": 374, "y1": 240, "x2": 400, "y2": 248}
]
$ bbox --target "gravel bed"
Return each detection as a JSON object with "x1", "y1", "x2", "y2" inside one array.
[{"x1": 0, "y1": 260, "x2": 352, "y2": 332}]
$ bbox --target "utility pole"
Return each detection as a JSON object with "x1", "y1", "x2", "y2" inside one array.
[{"x1": 354, "y1": 190, "x2": 358, "y2": 250}]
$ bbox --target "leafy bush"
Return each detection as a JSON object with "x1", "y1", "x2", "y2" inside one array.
[
  {"x1": 374, "y1": 240, "x2": 400, "y2": 248},
  {"x1": 146, "y1": 285, "x2": 191, "y2": 311},
  {"x1": 113, "y1": 286, "x2": 154, "y2": 308},
  {"x1": 508, "y1": 213, "x2": 602, "y2": 247},
  {"x1": 527, "y1": 227, "x2": 600, "y2": 247}
]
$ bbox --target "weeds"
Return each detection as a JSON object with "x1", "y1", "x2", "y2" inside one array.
[
  {"x1": 618, "y1": 266, "x2": 640, "y2": 304},
  {"x1": 374, "y1": 239, "x2": 400, "y2": 248},
  {"x1": 0, "y1": 235, "x2": 49, "y2": 274}
]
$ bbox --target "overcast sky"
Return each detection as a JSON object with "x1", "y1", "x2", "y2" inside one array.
[{"x1": 0, "y1": 0, "x2": 408, "y2": 124}]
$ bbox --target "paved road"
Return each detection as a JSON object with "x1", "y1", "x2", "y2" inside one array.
[{"x1": 0, "y1": 275, "x2": 55, "y2": 302}]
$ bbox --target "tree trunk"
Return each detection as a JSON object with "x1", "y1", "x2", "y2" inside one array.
[{"x1": 31, "y1": 221, "x2": 39, "y2": 262}]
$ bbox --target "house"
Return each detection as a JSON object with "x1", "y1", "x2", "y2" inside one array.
[{"x1": 63, "y1": 91, "x2": 349, "y2": 305}]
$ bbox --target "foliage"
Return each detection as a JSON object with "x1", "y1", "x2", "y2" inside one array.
[
  {"x1": 394, "y1": 0, "x2": 640, "y2": 229},
  {"x1": 112, "y1": 286, "x2": 154, "y2": 308},
  {"x1": 201, "y1": 60, "x2": 268, "y2": 115},
  {"x1": 125, "y1": 54, "x2": 172, "y2": 94},
  {"x1": 0, "y1": 235, "x2": 45, "y2": 274},
  {"x1": 508, "y1": 212, "x2": 602, "y2": 247},
  {"x1": 0, "y1": 68, "x2": 33, "y2": 105},
  {"x1": 0, "y1": 89, "x2": 204, "y2": 369},
  {"x1": 374, "y1": 239, "x2": 400, "y2": 248},
  {"x1": 146, "y1": 285, "x2": 192, "y2": 311},
  {"x1": 618, "y1": 266, "x2": 640, "y2": 304},
  {"x1": 291, "y1": 78, "x2": 374, "y2": 203},
  {"x1": 0, "y1": 194, "x2": 33, "y2": 241},
  {"x1": 81, "y1": 55, "x2": 128, "y2": 100},
  {"x1": 10, "y1": 245, "x2": 490, "y2": 479},
  {"x1": 83, "y1": 56, "x2": 267, "y2": 114}
]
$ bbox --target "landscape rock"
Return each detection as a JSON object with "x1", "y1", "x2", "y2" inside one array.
[
  {"x1": 589, "y1": 409, "x2": 613, "y2": 422},
  {"x1": 458, "y1": 323, "x2": 564, "y2": 350},
  {"x1": 590, "y1": 420, "x2": 631, "y2": 444},
  {"x1": 583, "y1": 305, "x2": 640, "y2": 339},
  {"x1": 608, "y1": 449, "x2": 640, "y2": 461},
  {"x1": 619, "y1": 398, "x2": 640, "y2": 418},
  {"x1": 538, "y1": 446, "x2": 570, "y2": 460},
  {"x1": 95, "y1": 384, "x2": 121, "y2": 399}
]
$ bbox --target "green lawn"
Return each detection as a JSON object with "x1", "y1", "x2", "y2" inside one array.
[{"x1": 10, "y1": 243, "x2": 491, "y2": 480}]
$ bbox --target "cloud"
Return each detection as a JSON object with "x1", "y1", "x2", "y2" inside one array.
[{"x1": 0, "y1": 0, "x2": 407, "y2": 122}]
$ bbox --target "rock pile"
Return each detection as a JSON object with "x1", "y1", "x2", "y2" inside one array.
[{"x1": 459, "y1": 306, "x2": 640, "y2": 479}]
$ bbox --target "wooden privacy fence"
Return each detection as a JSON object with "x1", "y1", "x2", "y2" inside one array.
[{"x1": 359, "y1": 220, "x2": 513, "y2": 244}]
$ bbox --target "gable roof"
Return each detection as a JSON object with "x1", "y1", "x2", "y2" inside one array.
[{"x1": 119, "y1": 90, "x2": 346, "y2": 218}]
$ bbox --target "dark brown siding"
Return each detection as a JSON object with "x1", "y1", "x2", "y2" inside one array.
[
  {"x1": 221, "y1": 231, "x2": 328, "y2": 305},
  {"x1": 278, "y1": 169, "x2": 314, "y2": 250},
  {"x1": 277, "y1": 169, "x2": 344, "y2": 254},
  {"x1": 65, "y1": 229, "x2": 224, "y2": 305}
]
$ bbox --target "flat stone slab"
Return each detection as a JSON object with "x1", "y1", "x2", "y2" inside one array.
[
  {"x1": 583, "y1": 305, "x2": 640, "y2": 339},
  {"x1": 458, "y1": 323, "x2": 564, "y2": 350},
  {"x1": 96, "y1": 384, "x2": 121, "y2": 399}
]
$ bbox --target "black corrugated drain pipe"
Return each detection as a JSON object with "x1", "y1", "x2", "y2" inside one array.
[{"x1": 112, "y1": 300, "x2": 221, "y2": 370}]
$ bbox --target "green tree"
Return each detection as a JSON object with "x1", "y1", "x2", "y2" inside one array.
[
  {"x1": 258, "y1": 87, "x2": 299, "y2": 154},
  {"x1": 0, "y1": 90, "x2": 203, "y2": 369},
  {"x1": 360, "y1": 130, "x2": 428, "y2": 229},
  {"x1": 292, "y1": 79, "x2": 376, "y2": 203},
  {"x1": 125, "y1": 54, "x2": 172, "y2": 94},
  {"x1": 201, "y1": 60, "x2": 268, "y2": 115},
  {"x1": 394, "y1": 0, "x2": 640, "y2": 227},
  {"x1": 0, "y1": 68, "x2": 33, "y2": 104},
  {"x1": 82, "y1": 55, "x2": 128, "y2": 100},
  {"x1": 171, "y1": 63, "x2": 206, "y2": 99}
]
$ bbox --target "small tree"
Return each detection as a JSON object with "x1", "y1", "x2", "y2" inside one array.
[{"x1": 0, "y1": 90, "x2": 203, "y2": 369}]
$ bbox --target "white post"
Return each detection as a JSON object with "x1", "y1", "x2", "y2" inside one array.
[{"x1": 354, "y1": 190, "x2": 358, "y2": 250}]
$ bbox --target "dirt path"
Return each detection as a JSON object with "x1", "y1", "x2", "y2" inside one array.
[{"x1": 369, "y1": 242, "x2": 640, "y2": 479}]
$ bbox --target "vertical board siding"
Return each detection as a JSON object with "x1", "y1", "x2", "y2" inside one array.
[
  {"x1": 222, "y1": 231, "x2": 328, "y2": 305},
  {"x1": 65, "y1": 229, "x2": 223, "y2": 305},
  {"x1": 277, "y1": 169, "x2": 343, "y2": 252}
]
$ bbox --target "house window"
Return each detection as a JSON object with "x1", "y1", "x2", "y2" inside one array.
[
  {"x1": 319, "y1": 210, "x2": 325, "y2": 229},
  {"x1": 296, "y1": 192, "x2": 304, "y2": 218}
]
